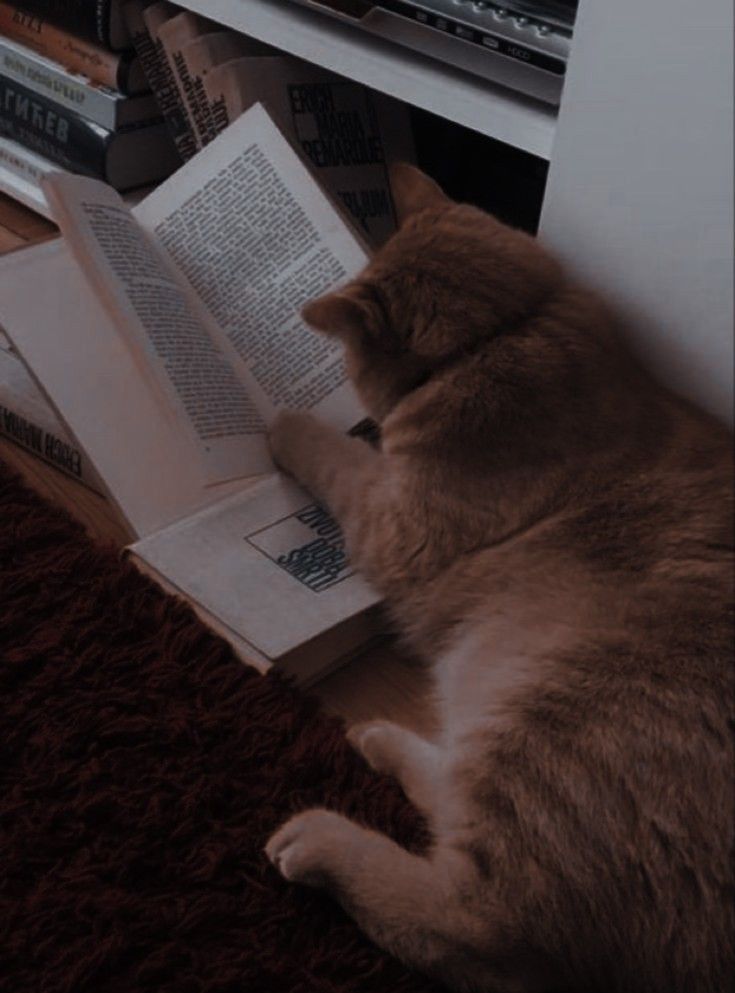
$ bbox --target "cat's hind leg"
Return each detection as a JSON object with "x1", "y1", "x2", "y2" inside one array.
[
  {"x1": 265, "y1": 810, "x2": 546, "y2": 992},
  {"x1": 347, "y1": 721, "x2": 443, "y2": 822}
]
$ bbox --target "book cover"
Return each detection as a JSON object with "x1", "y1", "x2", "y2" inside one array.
[
  {"x1": 0, "y1": 331, "x2": 103, "y2": 490},
  {"x1": 7, "y1": 0, "x2": 132, "y2": 51},
  {"x1": 0, "y1": 3, "x2": 146, "y2": 93}
]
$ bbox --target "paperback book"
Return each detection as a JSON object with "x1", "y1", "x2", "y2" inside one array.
[
  {"x1": 0, "y1": 328, "x2": 103, "y2": 489},
  {"x1": 7, "y1": 0, "x2": 132, "y2": 51},
  {"x1": 0, "y1": 73, "x2": 179, "y2": 189},
  {"x1": 123, "y1": 0, "x2": 195, "y2": 161},
  {"x1": 154, "y1": 8, "x2": 219, "y2": 149},
  {"x1": 0, "y1": 2, "x2": 147, "y2": 93},
  {"x1": 0, "y1": 132, "x2": 55, "y2": 213},
  {"x1": 165, "y1": 27, "x2": 273, "y2": 147},
  {"x1": 0, "y1": 104, "x2": 389, "y2": 684}
]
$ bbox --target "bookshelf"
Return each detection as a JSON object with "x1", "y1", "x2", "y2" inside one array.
[{"x1": 174, "y1": 0, "x2": 557, "y2": 160}]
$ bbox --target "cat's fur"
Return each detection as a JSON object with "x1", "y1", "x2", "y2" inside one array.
[{"x1": 265, "y1": 164, "x2": 734, "y2": 993}]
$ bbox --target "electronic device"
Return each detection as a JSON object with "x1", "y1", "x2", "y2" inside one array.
[{"x1": 287, "y1": 1, "x2": 578, "y2": 105}]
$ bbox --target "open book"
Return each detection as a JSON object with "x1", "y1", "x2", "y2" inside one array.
[{"x1": 0, "y1": 104, "x2": 384, "y2": 685}]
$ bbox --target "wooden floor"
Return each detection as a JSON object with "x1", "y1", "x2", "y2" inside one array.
[{"x1": 0, "y1": 193, "x2": 435, "y2": 734}]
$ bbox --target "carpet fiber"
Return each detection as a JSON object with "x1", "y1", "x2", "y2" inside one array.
[{"x1": 0, "y1": 462, "x2": 442, "y2": 993}]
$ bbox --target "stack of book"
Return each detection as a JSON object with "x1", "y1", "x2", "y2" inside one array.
[{"x1": 0, "y1": 0, "x2": 180, "y2": 214}]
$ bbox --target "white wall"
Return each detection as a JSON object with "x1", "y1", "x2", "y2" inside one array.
[{"x1": 540, "y1": 0, "x2": 733, "y2": 424}]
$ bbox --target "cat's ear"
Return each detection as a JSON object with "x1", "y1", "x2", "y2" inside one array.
[
  {"x1": 302, "y1": 288, "x2": 375, "y2": 338},
  {"x1": 390, "y1": 163, "x2": 450, "y2": 225}
]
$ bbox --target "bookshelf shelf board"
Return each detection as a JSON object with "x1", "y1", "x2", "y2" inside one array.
[{"x1": 175, "y1": 0, "x2": 557, "y2": 160}]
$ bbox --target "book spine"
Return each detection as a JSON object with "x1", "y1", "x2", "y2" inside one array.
[
  {"x1": 151, "y1": 10, "x2": 221, "y2": 153},
  {"x1": 0, "y1": 5, "x2": 132, "y2": 92},
  {"x1": 124, "y1": 0, "x2": 194, "y2": 161},
  {"x1": 0, "y1": 38, "x2": 128, "y2": 131},
  {"x1": 6, "y1": 1, "x2": 113, "y2": 48},
  {"x1": 0, "y1": 131, "x2": 54, "y2": 185},
  {"x1": 0, "y1": 349, "x2": 102, "y2": 491},
  {"x1": 209, "y1": 93, "x2": 229, "y2": 136},
  {"x1": 0, "y1": 399, "x2": 101, "y2": 487},
  {"x1": 0, "y1": 73, "x2": 109, "y2": 178},
  {"x1": 167, "y1": 44, "x2": 218, "y2": 149}
]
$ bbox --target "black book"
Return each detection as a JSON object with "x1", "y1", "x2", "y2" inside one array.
[
  {"x1": 0, "y1": 73, "x2": 179, "y2": 189},
  {"x1": 10, "y1": 1, "x2": 132, "y2": 51}
]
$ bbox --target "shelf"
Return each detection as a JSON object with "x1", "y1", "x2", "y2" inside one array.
[{"x1": 176, "y1": 0, "x2": 557, "y2": 160}]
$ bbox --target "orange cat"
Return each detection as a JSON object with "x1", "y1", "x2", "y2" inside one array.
[{"x1": 266, "y1": 165, "x2": 734, "y2": 993}]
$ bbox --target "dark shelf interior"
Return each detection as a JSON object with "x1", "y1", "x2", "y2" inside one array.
[{"x1": 411, "y1": 107, "x2": 549, "y2": 235}]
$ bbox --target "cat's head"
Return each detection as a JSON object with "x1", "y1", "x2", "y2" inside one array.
[{"x1": 302, "y1": 163, "x2": 562, "y2": 421}]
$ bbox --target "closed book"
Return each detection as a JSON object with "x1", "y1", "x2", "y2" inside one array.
[
  {"x1": 0, "y1": 331, "x2": 103, "y2": 491},
  {"x1": 0, "y1": 130, "x2": 57, "y2": 215},
  {"x1": 156, "y1": 12, "x2": 221, "y2": 150},
  {"x1": 0, "y1": 37, "x2": 161, "y2": 130},
  {"x1": 7, "y1": 0, "x2": 131, "y2": 51},
  {"x1": 0, "y1": 74, "x2": 179, "y2": 189},
  {"x1": 141, "y1": 2, "x2": 206, "y2": 161},
  {"x1": 0, "y1": 3, "x2": 147, "y2": 94},
  {"x1": 123, "y1": 0, "x2": 194, "y2": 162},
  {"x1": 171, "y1": 30, "x2": 274, "y2": 142}
]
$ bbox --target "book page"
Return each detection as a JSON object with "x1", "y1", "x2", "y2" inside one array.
[
  {"x1": 135, "y1": 102, "x2": 370, "y2": 430},
  {"x1": 43, "y1": 171, "x2": 272, "y2": 484},
  {"x1": 0, "y1": 239, "x2": 250, "y2": 538},
  {"x1": 180, "y1": 31, "x2": 275, "y2": 136},
  {"x1": 130, "y1": 472, "x2": 381, "y2": 679},
  {"x1": 202, "y1": 55, "x2": 415, "y2": 248}
]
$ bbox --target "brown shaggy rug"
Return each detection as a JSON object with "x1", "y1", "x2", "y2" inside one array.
[{"x1": 0, "y1": 461, "x2": 443, "y2": 993}]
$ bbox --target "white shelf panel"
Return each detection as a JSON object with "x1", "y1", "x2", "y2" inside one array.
[{"x1": 176, "y1": 0, "x2": 557, "y2": 159}]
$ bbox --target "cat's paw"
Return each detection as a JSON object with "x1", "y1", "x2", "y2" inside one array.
[
  {"x1": 268, "y1": 410, "x2": 322, "y2": 477},
  {"x1": 265, "y1": 808, "x2": 350, "y2": 886},
  {"x1": 347, "y1": 721, "x2": 399, "y2": 776}
]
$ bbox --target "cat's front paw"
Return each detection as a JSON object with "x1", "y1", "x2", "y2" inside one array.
[
  {"x1": 265, "y1": 808, "x2": 349, "y2": 886},
  {"x1": 269, "y1": 410, "x2": 322, "y2": 479}
]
